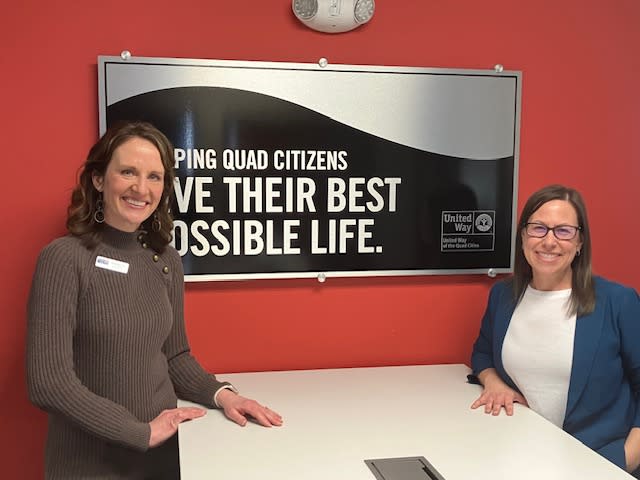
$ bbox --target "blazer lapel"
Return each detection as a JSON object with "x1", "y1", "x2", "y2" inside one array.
[
  {"x1": 494, "y1": 288, "x2": 518, "y2": 386},
  {"x1": 565, "y1": 308, "x2": 604, "y2": 419}
]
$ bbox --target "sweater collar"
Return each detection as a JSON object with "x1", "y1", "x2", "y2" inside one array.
[{"x1": 99, "y1": 223, "x2": 143, "y2": 252}]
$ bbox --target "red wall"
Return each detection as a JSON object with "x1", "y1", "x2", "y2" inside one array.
[{"x1": 1, "y1": 1, "x2": 638, "y2": 477}]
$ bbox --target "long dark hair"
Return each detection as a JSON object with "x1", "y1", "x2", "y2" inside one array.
[
  {"x1": 66, "y1": 121, "x2": 175, "y2": 253},
  {"x1": 512, "y1": 184, "x2": 595, "y2": 316}
]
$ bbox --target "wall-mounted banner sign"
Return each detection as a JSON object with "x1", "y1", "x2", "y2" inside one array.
[{"x1": 98, "y1": 56, "x2": 521, "y2": 281}]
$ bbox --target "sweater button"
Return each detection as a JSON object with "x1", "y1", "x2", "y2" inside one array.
[
  {"x1": 142, "y1": 243, "x2": 148, "y2": 249},
  {"x1": 163, "y1": 266, "x2": 169, "y2": 274},
  {"x1": 152, "y1": 254, "x2": 159, "y2": 262}
]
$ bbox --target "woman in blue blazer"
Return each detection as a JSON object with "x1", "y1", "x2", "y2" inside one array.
[{"x1": 470, "y1": 184, "x2": 640, "y2": 475}]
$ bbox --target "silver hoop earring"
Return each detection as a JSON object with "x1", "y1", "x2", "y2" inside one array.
[
  {"x1": 94, "y1": 195, "x2": 105, "y2": 224},
  {"x1": 576, "y1": 249, "x2": 581, "y2": 257}
]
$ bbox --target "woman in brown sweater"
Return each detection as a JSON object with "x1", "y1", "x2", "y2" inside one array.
[{"x1": 27, "y1": 121, "x2": 282, "y2": 479}]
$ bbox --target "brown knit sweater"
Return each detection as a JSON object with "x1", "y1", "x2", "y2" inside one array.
[{"x1": 27, "y1": 225, "x2": 228, "y2": 479}]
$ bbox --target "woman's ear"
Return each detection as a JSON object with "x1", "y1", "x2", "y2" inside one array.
[{"x1": 92, "y1": 172, "x2": 104, "y2": 192}]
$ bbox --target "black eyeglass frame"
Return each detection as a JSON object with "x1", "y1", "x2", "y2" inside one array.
[{"x1": 524, "y1": 222, "x2": 582, "y2": 240}]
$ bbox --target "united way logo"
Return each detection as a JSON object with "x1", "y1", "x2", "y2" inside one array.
[{"x1": 475, "y1": 213, "x2": 493, "y2": 232}]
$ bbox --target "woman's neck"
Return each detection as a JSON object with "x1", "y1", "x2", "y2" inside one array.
[{"x1": 530, "y1": 271, "x2": 572, "y2": 291}]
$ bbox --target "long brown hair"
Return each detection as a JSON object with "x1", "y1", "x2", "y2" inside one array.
[
  {"x1": 66, "y1": 121, "x2": 175, "y2": 253},
  {"x1": 512, "y1": 184, "x2": 595, "y2": 316}
]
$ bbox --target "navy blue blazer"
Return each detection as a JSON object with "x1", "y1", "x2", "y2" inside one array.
[{"x1": 471, "y1": 276, "x2": 640, "y2": 469}]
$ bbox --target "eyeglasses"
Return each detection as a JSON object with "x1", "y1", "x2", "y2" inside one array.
[{"x1": 524, "y1": 222, "x2": 581, "y2": 240}]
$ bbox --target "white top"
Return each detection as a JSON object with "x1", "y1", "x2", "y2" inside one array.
[
  {"x1": 502, "y1": 286, "x2": 576, "y2": 427},
  {"x1": 178, "y1": 364, "x2": 634, "y2": 480}
]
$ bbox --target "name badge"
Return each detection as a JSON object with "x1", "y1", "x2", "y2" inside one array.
[{"x1": 95, "y1": 256, "x2": 129, "y2": 274}]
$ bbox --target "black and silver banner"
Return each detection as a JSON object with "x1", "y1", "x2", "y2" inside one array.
[{"x1": 98, "y1": 56, "x2": 521, "y2": 281}]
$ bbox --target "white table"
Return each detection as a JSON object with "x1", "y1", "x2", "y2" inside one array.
[{"x1": 178, "y1": 364, "x2": 633, "y2": 479}]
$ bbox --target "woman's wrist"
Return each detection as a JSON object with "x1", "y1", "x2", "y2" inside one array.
[{"x1": 214, "y1": 386, "x2": 238, "y2": 408}]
